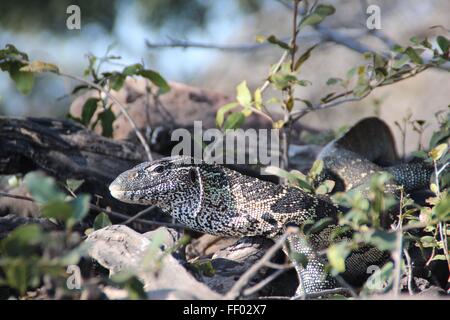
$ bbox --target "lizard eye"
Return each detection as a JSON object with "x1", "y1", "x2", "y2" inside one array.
[{"x1": 153, "y1": 165, "x2": 165, "y2": 174}]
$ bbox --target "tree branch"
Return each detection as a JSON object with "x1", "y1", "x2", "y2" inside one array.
[{"x1": 224, "y1": 232, "x2": 289, "y2": 299}]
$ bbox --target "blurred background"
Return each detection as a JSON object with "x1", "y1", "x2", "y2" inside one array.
[{"x1": 0, "y1": 0, "x2": 449, "y2": 152}]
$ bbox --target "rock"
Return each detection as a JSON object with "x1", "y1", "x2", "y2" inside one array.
[{"x1": 85, "y1": 225, "x2": 221, "y2": 299}]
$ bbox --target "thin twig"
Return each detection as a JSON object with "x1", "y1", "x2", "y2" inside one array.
[
  {"x1": 433, "y1": 160, "x2": 450, "y2": 275},
  {"x1": 57, "y1": 71, "x2": 153, "y2": 161},
  {"x1": 121, "y1": 205, "x2": 156, "y2": 225},
  {"x1": 291, "y1": 287, "x2": 353, "y2": 299},
  {"x1": 288, "y1": 65, "x2": 429, "y2": 124},
  {"x1": 403, "y1": 248, "x2": 414, "y2": 295},
  {"x1": 257, "y1": 295, "x2": 291, "y2": 300},
  {"x1": 224, "y1": 233, "x2": 289, "y2": 300},
  {"x1": 146, "y1": 37, "x2": 272, "y2": 52},
  {"x1": 392, "y1": 188, "x2": 405, "y2": 298},
  {"x1": 242, "y1": 269, "x2": 286, "y2": 296}
]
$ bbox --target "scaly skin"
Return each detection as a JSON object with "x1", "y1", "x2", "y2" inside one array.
[{"x1": 109, "y1": 118, "x2": 433, "y2": 295}]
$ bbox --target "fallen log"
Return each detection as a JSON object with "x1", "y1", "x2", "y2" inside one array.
[{"x1": 0, "y1": 116, "x2": 156, "y2": 215}]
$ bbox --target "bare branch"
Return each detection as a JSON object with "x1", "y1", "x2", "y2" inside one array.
[
  {"x1": 146, "y1": 37, "x2": 271, "y2": 52},
  {"x1": 242, "y1": 269, "x2": 286, "y2": 296},
  {"x1": 224, "y1": 232, "x2": 289, "y2": 299},
  {"x1": 403, "y1": 248, "x2": 414, "y2": 295},
  {"x1": 57, "y1": 71, "x2": 154, "y2": 161}
]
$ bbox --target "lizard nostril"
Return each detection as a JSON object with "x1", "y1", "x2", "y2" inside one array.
[{"x1": 128, "y1": 171, "x2": 138, "y2": 179}]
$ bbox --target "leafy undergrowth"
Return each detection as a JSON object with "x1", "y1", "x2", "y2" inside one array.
[
  {"x1": 0, "y1": 111, "x2": 448, "y2": 300},
  {"x1": 0, "y1": 4, "x2": 449, "y2": 297}
]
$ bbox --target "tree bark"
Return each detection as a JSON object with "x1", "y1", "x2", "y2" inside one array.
[{"x1": 0, "y1": 116, "x2": 156, "y2": 214}]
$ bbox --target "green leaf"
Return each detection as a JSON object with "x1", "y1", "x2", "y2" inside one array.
[
  {"x1": 8, "y1": 175, "x2": 20, "y2": 188},
  {"x1": 109, "y1": 73, "x2": 126, "y2": 91},
  {"x1": 139, "y1": 69, "x2": 170, "y2": 94},
  {"x1": 9, "y1": 63, "x2": 35, "y2": 95},
  {"x1": 297, "y1": 99, "x2": 313, "y2": 109},
  {"x1": 289, "y1": 171, "x2": 314, "y2": 192},
  {"x1": 236, "y1": 80, "x2": 252, "y2": 107},
  {"x1": 98, "y1": 108, "x2": 116, "y2": 137},
  {"x1": 81, "y1": 98, "x2": 99, "y2": 126},
  {"x1": 428, "y1": 143, "x2": 447, "y2": 161},
  {"x1": 66, "y1": 179, "x2": 84, "y2": 193},
  {"x1": 431, "y1": 254, "x2": 447, "y2": 261},
  {"x1": 24, "y1": 172, "x2": 65, "y2": 203},
  {"x1": 391, "y1": 54, "x2": 410, "y2": 69},
  {"x1": 315, "y1": 180, "x2": 335, "y2": 195},
  {"x1": 41, "y1": 199, "x2": 73, "y2": 222},
  {"x1": 5, "y1": 261, "x2": 28, "y2": 295},
  {"x1": 93, "y1": 212, "x2": 112, "y2": 230},
  {"x1": 125, "y1": 277, "x2": 147, "y2": 300},
  {"x1": 19, "y1": 60, "x2": 59, "y2": 73},
  {"x1": 122, "y1": 63, "x2": 143, "y2": 76},
  {"x1": 429, "y1": 130, "x2": 450, "y2": 149},
  {"x1": 419, "y1": 235, "x2": 438, "y2": 248},
  {"x1": 216, "y1": 102, "x2": 239, "y2": 128},
  {"x1": 295, "y1": 79, "x2": 312, "y2": 86},
  {"x1": 2, "y1": 224, "x2": 43, "y2": 256},
  {"x1": 361, "y1": 230, "x2": 397, "y2": 251},
  {"x1": 433, "y1": 196, "x2": 450, "y2": 221},
  {"x1": 254, "y1": 88, "x2": 262, "y2": 110},
  {"x1": 363, "y1": 261, "x2": 394, "y2": 293},
  {"x1": 346, "y1": 67, "x2": 357, "y2": 79},
  {"x1": 353, "y1": 83, "x2": 371, "y2": 98},
  {"x1": 404, "y1": 47, "x2": 423, "y2": 65},
  {"x1": 190, "y1": 260, "x2": 216, "y2": 277},
  {"x1": 309, "y1": 160, "x2": 324, "y2": 180},
  {"x1": 70, "y1": 194, "x2": 91, "y2": 223},
  {"x1": 286, "y1": 96, "x2": 294, "y2": 112},
  {"x1": 294, "y1": 44, "x2": 318, "y2": 71},
  {"x1": 267, "y1": 35, "x2": 291, "y2": 50},
  {"x1": 264, "y1": 167, "x2": 314, "y2": 192},
  {"x1": 437, "y1": 35, "x2": 450, "y2": 53},
  {"x1": 326, "y1": 77, "x2": 343, "y2": 86},
  {"x1": 223, "y1": 112, "x2": 245, "y2": 130},
  {"x1": 305, "y1": 217, "x2": 334, "y2": 235},
  {"x1": 269, "y1": 73, "x2": 297, "y2": 90},
  {"x1": 299, "y1": 4, "x2": 336, "y2": 29},
  {"x1": 327, "y1": 242, "x2": 350, "y2": 274},
  {"x1": 411, "y1": 150, "x2": 428, "y2": 159}
]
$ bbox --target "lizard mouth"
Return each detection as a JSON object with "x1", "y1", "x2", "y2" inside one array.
[
  {"x1": 108, "y1": 183, "x2": 133, "y2": 201},
  {"x1": 108, "y1": 181, "x2": 161, "y2": 204}
]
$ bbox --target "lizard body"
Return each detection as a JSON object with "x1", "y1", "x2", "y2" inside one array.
[{"x1": 109, "y1": 118, "x2": 433, "y2": 295}]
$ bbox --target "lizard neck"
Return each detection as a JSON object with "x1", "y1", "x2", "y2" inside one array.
[{"x1": 166, "y1": 165, "x2": 340, "y2": 238}]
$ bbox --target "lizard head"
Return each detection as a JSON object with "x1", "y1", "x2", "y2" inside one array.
[
  {"x1": 109, "y1": 156, "x2": 204, "y2": 208},
  {"x1": 109, "y1": 156, "x2": 239, "y2": 233},
  {"x1": 109, "y1": 155, "x2": 284, "y2": 237}
]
